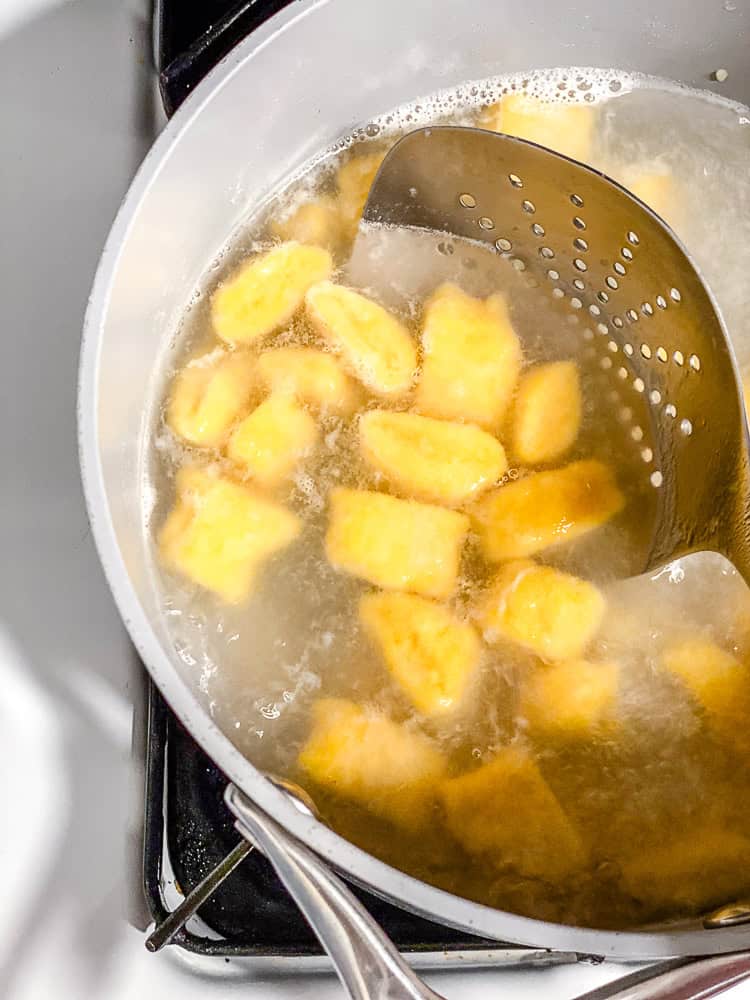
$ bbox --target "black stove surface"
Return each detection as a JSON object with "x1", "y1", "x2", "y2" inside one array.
[{"x1": 154, "y1": 0, "x2": 295, "y2": 116}]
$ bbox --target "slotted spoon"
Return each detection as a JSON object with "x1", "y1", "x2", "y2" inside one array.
[{"x1": 350, "y1": 125, "x2": 750, "y2": 584}]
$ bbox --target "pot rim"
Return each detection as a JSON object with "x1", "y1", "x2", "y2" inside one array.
[{"x1": 77, "y1": 0, "x2": 750, "y2": 959}]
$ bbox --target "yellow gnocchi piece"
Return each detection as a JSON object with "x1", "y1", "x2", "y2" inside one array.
[
  {"x1": 478, "y1": 560, "x2": 606, "y2": 662},
  {"x1": 212, "y1": 242, "x2": 333, "y2": 346},
  {"x1": 520, "y1": 659, "x2": 619, "y2": 738},
  {"x1": 298, "y1": 697, "x2": 447, "y2": 833},
  {"x1": 166, "y1": 349, "x2": 257, "y2": 448},
  {"x1": 360, "y1": 592, "x2": 482, "y2": 715},
  {"x1": 472, "y1": 459, "x2": 624, "y2": 562},
  {"x1": 416, "y1": 283, "x2": 522, "y2": 431},
  {"x1": 479, "y1": 93, "x2": 596, "y2": 164},
  {"x1": 359, "y1": 410, "x2": 507, "y2": 506},
  {"x1": 662, "y1": 638, "x2": 750, "y2": 754},
  {"x1": 269, "y1": 195, "x2": 343, "y2": 249},
  {"x1": 306, "y1": 281, "x2": 417, "y2": 396},
  {"x1": 439, "y1": 747, "x2": 587, "y2": 881},
  {"x1": 512, "y1": 361, "x2": 582, "y2": 464},
  {"x1": 159, "y1": 466, "x2": 300, "y2": 603},
  {"x1": 227, "y1": 394, "x2": 318, "y2": 487},
  {"x1": 618, "y1": 164, "x2": 681, "y2": 230},
  {"x1": 256, "y1": 347, "x2": 358, "y2": 414},
  {"x1": 326, "y1": 488, "x2": 469, "y2": 599},
  {"x1": 619, "y1": 825, "x2": 750, "y2": 912},
  {"x1": 336, "y1": 150, "x2": 386, "y2": 240}
]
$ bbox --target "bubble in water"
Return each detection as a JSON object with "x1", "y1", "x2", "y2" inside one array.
[{"x1": 668, "y1": 564, "x2": 686, "y2": 584}]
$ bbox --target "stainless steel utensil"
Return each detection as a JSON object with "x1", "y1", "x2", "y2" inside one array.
[
  {"x1": 576, "y1": 954, "x2": 750, "y2": 999},
  {"x1": 355, "y1": 124, "x2": 750, "y2": 584}
]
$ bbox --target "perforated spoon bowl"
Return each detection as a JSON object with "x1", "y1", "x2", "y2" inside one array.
[{"x1": 350, "y1": 126, "x2": 750, "y2": 584}]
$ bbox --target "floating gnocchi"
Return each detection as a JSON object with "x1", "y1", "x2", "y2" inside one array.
[
  {"x1": 439, "y1": 747, "x2": 587, "y2": 881},
  {"x1": 478, "y1": 560, "x2": 606, "y2": 662},
  {"x1": 306, "y1": 281, "x2": 417, "y2": 396},
  {"x1": 212, "y1": 242, "x2": 333, "y2": 346},
  {"x1": 159, "y1": 466, "x2": 300, "y2": 603},
  {"x1": 227, "y1": 393, "x2": 318, "y2": 487},
  {"x1": 617, "y1": 163, "x2": 681, "y2": 230},
  {"x1": 335, "y1": 150, "x2": 386, "y2": 239},
  {"x1": 298, "y1": 697, "x2": 447, "y2": 833},
  {"x1": 269, "y1": 195, "x2": 343, "y2": 249},
  {"x1": 662, "y1": 638, "x2": 750, "y2": 755},
  {"x1": 256, "y1": 347, "x2": 358, "y2": 414},
  {"x1": 619, "y1": 826, "x2": 750, "y2": 912},
  {"x1": 520, "y1": 659, "x2": 619, "y2": 739},
  {"x1": 326, "y1": 488, "x2": 469, "y2": 599},
  {"x1": 360, "y1": 591, "x2": 482, "y2": 715},
  {"x1": 512, "y1": 361, "x2": 582, "y2": 464},
  {"x1": 416, "y1": 283, "x2": 522, "y2": 430},
  {"x1": 472, "y1": 459, "x2": 625, "y2": 562},
  {"x1": 166, "y1": 349, "x2": 257, "y2": 448},
  {"x1": 359, "y1": 410, "x2": 507, "y2": 506},
  {"x1": 479, "y1": 92, "x2": 597, "y2": 164}
]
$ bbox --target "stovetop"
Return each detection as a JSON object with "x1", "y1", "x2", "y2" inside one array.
[{"x1": 154, "y1": 0, "x2": 295, "y2": 116}]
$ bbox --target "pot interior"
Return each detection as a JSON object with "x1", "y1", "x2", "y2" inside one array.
[{"x1": 81, "y1": 0, "x2": 750, "y2": 956}]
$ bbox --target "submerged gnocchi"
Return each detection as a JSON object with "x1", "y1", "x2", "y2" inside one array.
[{"x1": 152, "y1": 71, "x2": 750, "y2": 932}]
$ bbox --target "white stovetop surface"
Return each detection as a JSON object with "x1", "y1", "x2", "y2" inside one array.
[{"x1": 0, "y1": 2, "x2": 747, "y2": 998}]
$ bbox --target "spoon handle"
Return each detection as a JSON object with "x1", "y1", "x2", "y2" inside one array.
[
  {"x1": 574, "y1": 953, "x2": 750, "y2": 1000},
  {"x1": 225, "y1": 784, "x2": 445, "y2": 1000}
]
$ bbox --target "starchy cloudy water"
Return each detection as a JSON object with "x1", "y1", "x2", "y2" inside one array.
[{"x1": 146, "y1": 69, "x2": 750, "y2": 928}]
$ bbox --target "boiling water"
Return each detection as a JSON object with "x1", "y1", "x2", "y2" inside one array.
[{"x1": 148, "y1": 69, "x2": 750, "y2": 929}]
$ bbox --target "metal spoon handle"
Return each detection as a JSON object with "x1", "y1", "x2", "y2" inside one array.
[
  {"x1": 225, "y1": 784, "x2": 445, "y2": 1000},
  {"x1": 145, "y1": 838, "x2": 253, "y2": 952},
  {"x1": 575, "y1": 953, "x2": 750, "y2": 1000}
]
